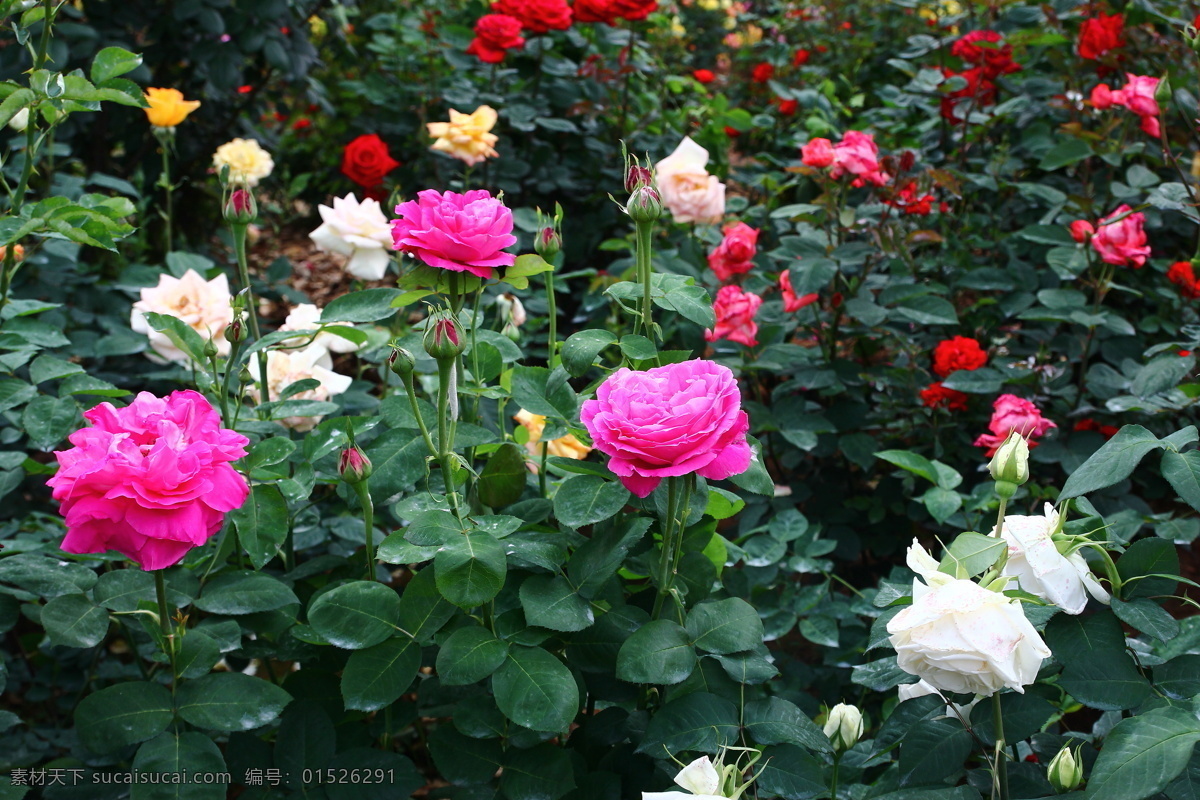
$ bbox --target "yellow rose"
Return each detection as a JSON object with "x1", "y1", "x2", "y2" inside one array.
[
  {"x1": 514, "y1": 410, "x2": 592, "y2": 461},
  {"x1": 212, "y1": 138, "x2": 275, "y2": 187},
  {"x1": 427, "y1": 106, "x2": 499, "y2": 167},
  {"x1": 1191, "y1": 152, "x2": 1200, "y2": 180},
  {"x1": 143, "y1": 88, "x2": 201, "y2": 128}
]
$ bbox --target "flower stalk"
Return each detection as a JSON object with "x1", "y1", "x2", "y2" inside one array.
[{"x1": 154, "y1": 569, "x2": 177, "y2": 685}]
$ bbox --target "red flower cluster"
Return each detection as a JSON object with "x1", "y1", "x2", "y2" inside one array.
[
  {"x1": 752, "y1": 62, "x2": 775, "y2": 83},
  {"x1": 920, "y1": 382, "x2": 969, "y2": 411},
  {"x1": 341, "y1": 134, "x2": 400, "y2": 193},
  {"x1": 608, "y1": 0, "x2": 658, "y2": 21},
  {"x1": 1078, "y1": 12, "x2": 1124, "y2": 61},
  {"x1": 941, "y1": 67, "x2": 996, "y2": 123},
  {"x1": 951, "y1": 30, "x2": 1020, "y2": 80},
  {"x1": 932, "y1": 335, "x2": 987, "y2": 377},
  {"x1": 693, "y1": 69, "x2": 715, "y2": 84},
  {"x1": 886, "y1": 181, "x2": 936, "y2": 215},
  {"x1": 706, "y1": 285, "x2": 762, "y2": 347},
  {"x1": 492, "y1": 0, "x2": 572, "y2": 32},
  {"x1": 792, "y1": 48, "x2": 810, "y2": 66},
  {"x1": 1074, "y1": 418, "x2": 1119, "y2": 439},
  {"x1": 467, "y1": 14, "x2": 526, "y2": 63},
  {"x1": 1168, "y1": 261, "x2": 1200, "y2": 299}
]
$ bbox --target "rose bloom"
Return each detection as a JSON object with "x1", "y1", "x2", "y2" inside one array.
[
  {"x1": 1069, "y1": 219, "x2": 1094, "y2": 242},
  {"x1": 793, "y1": 48, "x2": 810, "y2": 66},
  {"x1": 309, "y1": 193, "x2": 393, "y2": 281},
  {"x1": 1078, "y1": 11, "x2": 1124, "y2": 60},
  {"x1": 1168, "y1": 261, "x2": 1200, "y2": 299},
  {"x1": 513, "y1": 409, "x2": 592, "y2": 460},
  {"x1": 940, "y1": 66, "x2": 996, "y2": 123},
  {"x1": 887, "y1": 540, "x2": 1051, "y2": 696},
  {"x1": 491, "y1": 0, "x2": 572, "y2": 33},
  {"x1": 920, "y1": 382, "x2": 969, "y2": 412},
  {"x1": 974, "y1": 394, "x2": 1057, "y2": 455},
  {"x1": 427, "y1": 105, "x2": 500, "y2": 167},
  {"x1": 1111, "y1": 74, "x2": 1161, "y2": 137},
  {"x1": 801, "y1": 137, "x2": 835, "y2": 168},
  {"x1": 707, "y1": 222, "x2": 758, "y2": 281},
  {"x1": 573, "y1": 0, "x2": 618, "y2": 24},
  {"x1": 249, "y1": 343, "x2": 353, "y2": 431},
  {"x1": 48, "y1": 390, "x2": 249, "y2": 570},
  {"x1": 654, "y1": 136, "x2": 725, "y2": 224},
  {"x1": 751, "y1": 62, "x2": 774, "y2": 83},
  {"x1": 643, "y1": 756, "x2": 727, "y2": 800},
  {"x1": 391, "y1": 189, "x2": 517, "y2": 279},
  {"x1": 341, "y1": 134, "x2": 400, "y2": 190},
  {"x1": 705, "y1": 285, "x2": 762, "y2": 347},
  {"x1": 212, "y1": 138, "x2": 274, "y2": 187},
  {"x1": 143, "y1": 88, "x2": 200, "y2": 128},
  {"x1": 932, "y1": 335, "x2": 987, "y2": 378},
  {"x1": 278, "y1": 303, "x2": 361, "y2": 354},
  {"x1": 950, "y1": 30, "x2": 1019, "y2": 79},
  {"x1": 831, "y1": 131, "x2": 889, "y2": 187},
  {"x1": 995, "y1": 504, "x2": 1110, "y2": 615},
  {"x1": 130, "y1": 269, "x2": 233, "y2": 364},
  {"x1": 1091, "y1": 204, "x2": 1150, "y2": 268},
  {"x1": 468, "y1": 13, "x2": 526, "y2": 62},
  {"x1": 779, "y1": 269, "x2": 817, "y2": 312},
  {"x1": 693, "y1": 68, "x2": 716, "y2": 84},
  {"x1": 1089, "y1": 83, "x2": 1114, "y2": 110},
  {"x1": 580, "y1": 359, "x2": 752, "y2": 497},
  {"x1": 898, "y1": 678, "x2": 980, "y2": 721},
  {"x1": 1074, "y1": 418, "x2": 1120, "y2": 439},
  {"x1": 608, "y1": 0, "x2": 657, "y2": 21}
]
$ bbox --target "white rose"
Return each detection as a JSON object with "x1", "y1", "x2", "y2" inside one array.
[
  {"x1": 9, "y1": 108, "x2": 29, "y2": 132},
  {"x1": 996, "y1": 503, "x2": 1109, "y2": 615},
  {"x1": 643, "y1": 756, "x2": 727, "y2": 800},
  {"x1": 897, "y1": 678, "x2": 979, "y2": 721},
  {"x1": 887, "y1": 540, "x2": 1050, "y2": 696},
  {"x1": 309, "y1": 193, "x2": 393, "y2": 281},
  {"x1": 130, "y1": 269, "x2": 233, "y2": 364},
  {"x1": 823, "y1": 703, "x2": 863, "y2": 752},
  {"x1": 654, "y1": 137, "x2": 726, "y2": 225},
  {"x1": 278, "y1": 303, "x2": 361, "y2": 354},
  {"x1": 249, "y1": 342, "x2": 353, "y2": 431}
]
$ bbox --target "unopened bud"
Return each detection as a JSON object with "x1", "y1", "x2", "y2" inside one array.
[
  {"x1": 823, "y1": 703, "x2": 863, "y2": 753},
  {"x1": 1047, "y1": 746, "x2": 1082, "y2": 793},
  {"x1": 535, "y1": 226, "x2": 562, "y2": 260},
  {"x1": 899, "y1": 150, "x2": 916, "y2": 173},
  {"x1": 627, "y1": 185, "x2": 662, "y2": 223},
  {"x1": 224, "y1": 314, "x2": 247, "y2": 344},
  {"x1": 625, "y1": 164, "x2": 653, "y2": 192},
  {"x1": 388, "y1": 346, "x2": 416, "y2": 377},
  {"x1": 224, "y1": 188, "x2": 257, "y2": 224},
  {"x1": 0, "y1": 244, "x2": 25, "y2": 263},
  {"x1": 502, "y1": 321, "x2": 520, "y2": 342},
  {"x1": 1187, "y1": 25, "x2": 1200, "y2": 54},
  {"x1": 989, "y1": 431, "x2": 1029, "y2": 498},
  {"x1": 423, "y1": 309, "x2": 466, "y2": 361},
  {"x1": 239, "y1": 365, "x2": 253, "y2": 386},
  {"x1": 339, "y1": 445, "x2": 373, "y2": 484},
  {"x1": 1155, "y1": 74, "x2": 1172, "y2": 105},
  {"x1": 9, "y1": 107, "x2": 29, "y2": 132},
  {"x1": 496, "y1": 293, "x2": 526, "y2": 328},
  {"x1": 202, "y1": 338, "x2": 219, "y2": 359}
]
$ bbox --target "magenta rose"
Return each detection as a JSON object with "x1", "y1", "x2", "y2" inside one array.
[
  {"x1": 391, "y1": 189, "x2": 517, "y2": 279},
  {"x1": 1091, "y1": 204, "x2": 1150, "y2": 268},
  {"x1": 830, "y1": 130, "x2": 889, "y2": 187},
  {"x1": 48, "y1": 390, "x2": 250, "y2": 570},
  {"x1": 973, "y1": 394, "x2": 1057, "y2": 455},
  {"x1": 581, "y1": 360, "x2": 753, "y2": 498}
]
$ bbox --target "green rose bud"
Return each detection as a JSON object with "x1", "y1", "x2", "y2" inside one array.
[
  {"x1": 1047, "y1": 745, "x2": 1083, "y2": 793},
  {"x1": 989, "y1": 431, "x2": 1029, "y2": 498},
  {"x1": 423, "y1": 309, "x2": 466, "y2": 362},
  {"x1": 627, "y1": 185, "x2": 663, "y2": 223},
  {"x1": 339, "y1": 445, "x2": 373, "y2": 484},
  {"x1": 387, "y1": 346, "x2": 416, "y2": 378},
  {"x1": 823, "y1": 703, "x2": 863, "y2": 753}
]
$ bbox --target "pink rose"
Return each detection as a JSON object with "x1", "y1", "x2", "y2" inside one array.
[
  {"x1": 580, "y1": 360, "x2": 752, "y2": 497},
  {"x1": 1068, "y1": 220, "x2": 1094, "y2": 243},
  {"x1": 780, "y1": 269, "x2": 817, "y2": 312},
  {"x1": 1089, "y1": 83, "x2": 1114, "y2": 110},
  {"x1": 973, "y1": 394, "x2": 1057, "y2": 456},
  {"x1": 800, "y1": 137, "x2": 835, "y2": 168},
  {"x1": 1091, "y1": 204, "x2": 1150, "y2": 268},
  {"x1": 48, "y1": 390, "x2": 250, "y2": 570},
  {"x1": 830, "y1": 130, "x2": 889, "y2": 187},
  {"x1": 391, "y1": 189, "x2": 517, "y2": 279},
  {"x1": 654, "y1": 137, "x2": 726, "y2": 224},
  {"x1": 707, "y1": 222, "x2": 759, "y2": 281},
  {"x1": 1116, "y1": 74, "x2": 1159, "y2": 118},
  {"x1": 705, "y1": 284, "x2": 762, "y2": 347}
]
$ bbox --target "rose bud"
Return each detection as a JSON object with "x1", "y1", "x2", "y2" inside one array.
[
  {"x1": 626, "y1": 185, "x2": 663, "y2": 223},
  {"x1": 387, "y1": 346, "x2": 416, "y2": 377},
  {"x1": 625, "y1": 164, "x2": 653, "y2": 192},
  {"x1": 1047, "y1": 746, "x2": 1083, "y2": 793},
  {"x1": 224, "y1": 313, "x2": 248, "y2": 344},
  {"x1": 423, "y1": 309, "x2": 466, "y2": 361},
  {"x1": 988, "y1": 431, "x2": 1030, "y2": 498},
  {"x1": 535, "y1": 226, "x2": 562, "y2": 260},
  {"x1": 823, "y1": 703, "x2": 864, "y2": 753},
  {"x1": 339, "y1": 445, "x2": 373, "y2": 484},
  {"x1": 224, "y1": 187, "x2": 257, "y2": 224}
]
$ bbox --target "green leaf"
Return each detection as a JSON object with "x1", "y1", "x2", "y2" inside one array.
[
  {"x1": 90, "y1": 47, "x2": 143, "y2": 83},
  {"x1": 0, "y1": 378, "x2": 36, "y2": 414},
  {"x1": 308, "y1": 581, "x2": 401, "y2": 650},
  {"x1": 1155, "y1": 655, "x2": 1200, "y2": 700},
  {"x1": 229, "y1": 483, "x2": 289, "y2": 570},
  {"x1": 22, "y1": 395, "x2": 79, "y2": 451},
  {"x1": 899, "y1": 719, "x2": 973, "y2": 786},
  {"x1": 939, "y1": 367, "x2": 1006, "y2": 394},
  {"x1": 891, "y1": 295, "x2": 958, "y2": 325},
  {"x1": 1085, "y1": 708, "x2": 1200, "y2": 800},
  {"x1": 968, "y1": 691, "x2": 1055, "y2": 746},
  {"x1": 41, "y1": 593, "x2": 108, "y2": 648},
  {"x1": 685, "y1": 597, "x2": 763, "y2": 654},
  {"x1": 502, "y1": 253, "x2": 555, "y2": 290},
  {"x1": 141, "y1": 311, "x2": 209, "y2": 364},
  {"x1": 0, "y1": 88, "x2": 34, "y2": 129},
  {"x1": 1132, "y1": 356, "x2": 1193, "y2": 398},
  {"x1": 744, "y1": 697, "x2": 832, "y2": 753},
  {"x1": 176, "y1": 631, "x2": 221, "y2": 680},
  {"x1": 1118, "y1": 538, "x2": 1179, "y2": 600},
  {"x1": 561, "y1": 330, "x2": 617, "y2": 377},
  {"x1": 366, "y1": 428, "x2": 432, "y2": 504},
  {"x1": 341, "y1": 636, "x2": 421, "y2": 712},
  {"x1": 176, "y1": 673, "x2": 292, "y2": 731},
  {"x1": 131, "y1": 733, "x2": 227, "y2": 800},
  {"x1": 553, "y1": 474, "x2": 630, "y2": 528},
  {"x1": 876, "y1": 450, "x2": 940, "y2": 484},
  {"x1": 429, "y1": 727, "x2": 504, "y2": 784},
  {"x1": 477, "y1": 442, "x2": 528, "y2": 509},
  {"x1": 616, "y1": 619, "x2": 697, "y2": 684},
  {"x1": 705, "y1": 488, "x2": 745, "y2": 520},
  {"x1": 274, "y1": 700, "x2": 336, "y2": 789},
  {"x1": 567, "y1": 517, "x2": 651, "y2": 598},
  {"x1": 620, "y1": 334, "x2": 657, "y2": 361},
  {"x1": 922, "y1": 486, "x2": 962, "y2": 525},
  {"x1": 519, "y1": 574, "x2": 594, "y2": 632},
  {"x1": 1112, "y1": 597, "x2": 1180, "y2": 642},
  {"x1": 241, "y1": 438, "x2": 296, "y2": 473},
  {"x1": 434, "y1": 530, "x2": 507, "y2": 608},
  {"x1": 1048, "y1": 611, "x2": 1153, "y2": 711},
  {"x1": 663, "y1": 285, "x2": 716, "y2": 328},
  {"x1": 75, "y1": 681, "x2": 173, "y2": 754},
  {"x1": 511, "y1": 365, "x2": 578, "y2": 420},
  {"x1": 729, "y1": 435, "x2": 774, "y2": 495},
  {"x1": 1162, "y1": 450, "x2": 1200, "y2": 513},
  {"x1": 1039, "y1": 138, "x2": 1092, "y2": 171},
  {"x1": 637, "y1": 691, "x2": 739, "y2": 755},
  {"x1": 492, "y1": 645, "x2": 579, "y2": 732},
  {"x1": 396, "y1": 567, "x2": 455, "y2": 643},
  {"x1": 194, "y1": 571, "x2": 298, "y2": 615},
  {"x1": 756, "y1": 744, "x2": 826, "y2": 800},
  {"x1": 322, "y1": 288, "x2": 402, "y2": 322},
  {"x1": 324, "y1": 750, "x2": 423, "y2": 800},
  {"x1": 1061, "y1": 426, "x2": 1165, "y2": 499},
  {"x1": 500, "y1": 743, "x2": 576, "y2": 800},
  {"x1": 939, "y1": 532, "x2": 1006, "y2": 579},
  {"x1": 436, "y1": 624, "x2": 509, "y2": 685}
]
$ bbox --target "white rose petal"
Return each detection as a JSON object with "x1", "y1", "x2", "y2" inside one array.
[
  {"x1": 997, "y1": 503, "x2": 1110, "y2": 615},
  {"x1": 674, "y1": 757, "x2": 721, "y2": 796},
  {"x1": 309, "y1": 193, "x2": 393, "y2": 280}
]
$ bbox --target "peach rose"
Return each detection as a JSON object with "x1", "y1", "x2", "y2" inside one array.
[
  {"x1": 130, "y1": 269, "x2": 234, "y2": 364},
  {"x1": 654, "y1": 136, "x2": 725, "y2": 224},
  {"x1": 427, "y1": 106, "x2": 499, "y2": 167}
]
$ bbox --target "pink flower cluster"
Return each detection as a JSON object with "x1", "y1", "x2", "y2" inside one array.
[
  {"x1": 48, "y1": 391, "x2": 250, "y2": 570},
  {"x1": 1090, "y1": 74, "x2": 1161, "y2": 138},
  {"x1": 974, "y1": 394, "x2": 1057, "y2": 455},
  {"x1": 801, "y1": 131, "x2": 889, "y2": 187},
  {"x1": 1070, "y1": 204, "x2": 1151, "y2": 269}
]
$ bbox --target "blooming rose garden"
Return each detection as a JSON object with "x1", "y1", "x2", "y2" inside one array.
[{"x1": 0, "y1": 1, "x2": 1199, "y2": 799}]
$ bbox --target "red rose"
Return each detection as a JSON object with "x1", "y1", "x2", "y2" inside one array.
[
  {"x1": 776, "y1": 98, "x2": 798, "y2": 115},
  {"x1": 467, "y1": 13, "x2": 526, "y2": 62},
  {"x1": 693, "y1": 68, "x2": 715, "y2": 84},
  {"x1": 724, "y1": 126, "x2": 741, "y2": 137},
  {"x1": 608, "y1": 0, "x2": 657, "y2": 21},
  {"x1": 573, "y1": 0, "x2": 619, "y2": 24},
  {"x1": 707, "y1": 222, "x2": 759, "y2": 282},
  {"x1": 341, "y1": 134, "x2": 400, "y2": 190},
  {"x1": 887, "y1": 181, "x2": 935, "y2": 216},
  {"x1": 920, "y1": 382, "x2": 969, "y2": 411},
  {"x1": 1074, "y1": 418, "x2": 1119, "y2": 439},
  {"x1": 792, "y1": 48, "x2": 810, "y2": 66},
  {"x1": 1168, "y1": 261, "x2": 1200, "y2": 299},
  {"x1": 492, "y1": 0, "x2": 572, "y2": 33},
  {"x1": 1078, "y1": 12, "x2": 1124, "y2": 60},
  {"x1": 951, "y1": 30, "x2": 1019, "y2": 79},
  {"x1": 292, "y1": 118, "x2": 312, "y2": 131},
  {"x1": 752, "y1": 62, "x2": 774, "y2": 83},
  {"x1": 932, "y1": 335, "x2": 987, "y2": 378},
  {"x1": 940, "y1": 66, "x2": 996, "y2": 122}
]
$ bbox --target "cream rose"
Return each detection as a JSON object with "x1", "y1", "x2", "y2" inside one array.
[
  {"x1": 995, "y1": 503, "x2": 1110, "y2": 615},
  {"x1": 249, "y1": 343, "x2": 353, "y2": 431},
  {"x1": 654, "y1": 137, "x2": 726, "y2": 224},
  {"x1": 309, "y1": 193, "x2": 393, "y2": 281},
  {"x1": 278, "y1": 303, "x2": 362, "y2": 354},
  {"x1": 643, "y1": 756, "x2": 727, "y2": 800},
  {"x1": 427, "y1": 105, "x2": 499, "y2": 167},
  {"x1": 130, "y1": 269, "x2": 234, "y2": 364},
  {"x1": 887, "y1": 540, "x2": 1050, "y2": 696},
  {"x1": 212, "y1": 138, "x2": 274, "y2": 187}
]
